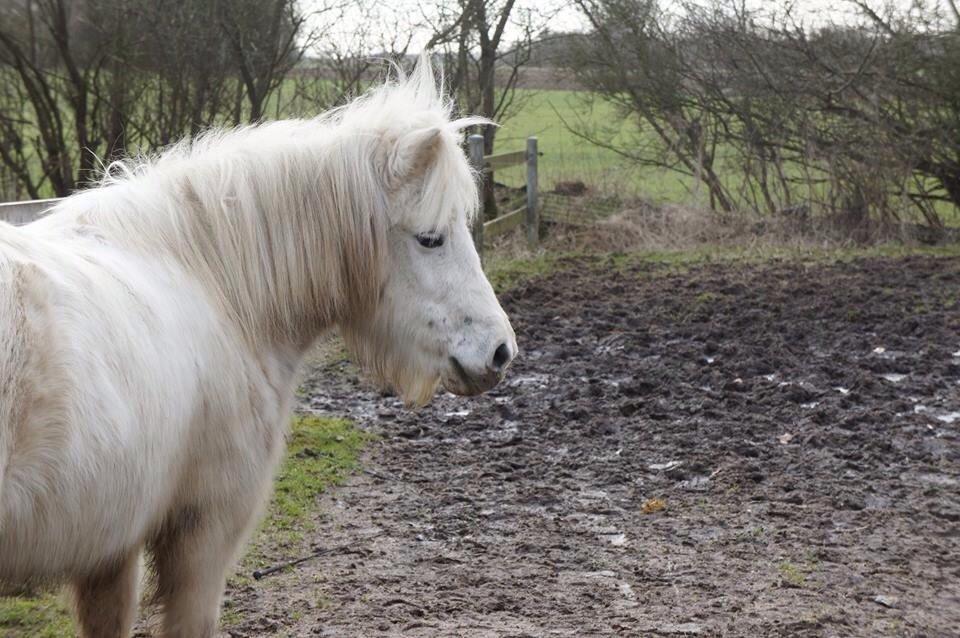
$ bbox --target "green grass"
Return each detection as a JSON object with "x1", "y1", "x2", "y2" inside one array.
[
  {"x1": 0, "y1": 595, "x2": 74, "y2": 638},
  {"x1": 492, "y1": 89, "x2": 771, "y2": 204},
  {"x1": 484, "y1": 241, "x2": 960, "y2": 294},
  {"x1": 493, "y1": 89, "x2": 704, "y2": 202},
  {"x1": 265, "y1": 415, "x2": 369, "y2": 534},
  {"x1": 0, "y1": 414, "x2": 368, "y2": 637},
  {"x1": 237, "y1": 414, "x2": 370, "y2": 586},
  {"x1": 778, "y1": 561, "x2": 807, "y2": 588},
  {"x1": 486, "y1": 250, "x2": 573, "y2": 293},
  {"x1": 778, "y1": 551, "x2": 821, "y2": 589}
]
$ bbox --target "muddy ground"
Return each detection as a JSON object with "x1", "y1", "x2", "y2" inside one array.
[{"x1": 228, "y1": 254, "x2": 960, "y2": 637}]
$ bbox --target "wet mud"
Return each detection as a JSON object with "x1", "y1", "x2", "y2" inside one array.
[{"x1": 229, "y1": 254, "x2": 960, "y2": 637}]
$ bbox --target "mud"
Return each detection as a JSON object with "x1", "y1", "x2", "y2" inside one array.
[{"x1": 229, "y1": 254, "x2": 960, "y2": 637}]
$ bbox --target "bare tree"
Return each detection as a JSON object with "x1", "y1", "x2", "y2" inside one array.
[
  {"x1": 0, "y1": 0, "x2": 120, "y2": 195},
  {"x1": 566, "y1": 0, "x2": 960, "y2": 228},
  {"x1": 131, "y1": 0, "x2": 236, "y2": 145},
  {"x1": 218, "y1": 0, "x2": 311, "y2": 122},
  {"x1": 285, "y1": 0, "x2": 415, "y2": 117},
  {"x1": 567, "y1": 0, "x2": 736, "y2": 212},
  {"x1": 427, "y1": 0, "x2": 539, "y2": 218},
  {"x1": 0, "y1": 0, "x2": 316, "y2": 199},
  {"x1": 0, "y1": 65, "x2": 39, "y2": 199}
]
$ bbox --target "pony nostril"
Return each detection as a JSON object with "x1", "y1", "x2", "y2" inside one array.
[{"x1": 491, "y1": 342, "x2": 512, "y2": 372}]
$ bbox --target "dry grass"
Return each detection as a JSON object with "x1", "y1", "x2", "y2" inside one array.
[{"x1": 490, "y1": 192, "x2": 956, "y2": 263}]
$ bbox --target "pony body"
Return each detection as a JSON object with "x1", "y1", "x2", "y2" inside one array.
[{"x1": 0, "y1": 56, "x2": 515, "y2": 636}]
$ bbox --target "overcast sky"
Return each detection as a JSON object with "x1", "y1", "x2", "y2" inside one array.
[{"x1": 304, "y1": 0, "x2": 944, "y2": 54}]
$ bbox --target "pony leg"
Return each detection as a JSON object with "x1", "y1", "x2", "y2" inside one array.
[
  {"x1": 151, "y1": 508, "x2": 251, "y2": 638},
  {"x1": 71, "y1": 547, "x2": 141, "y2": 638}
]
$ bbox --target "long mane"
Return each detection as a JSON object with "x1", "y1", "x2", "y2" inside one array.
[{"x1": 37, "y1": 55, "x2": 484, "y2": 346}]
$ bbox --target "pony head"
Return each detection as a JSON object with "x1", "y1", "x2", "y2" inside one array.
[{"x1": 338, "y1": 56, "x2": 517, "y2": 406}]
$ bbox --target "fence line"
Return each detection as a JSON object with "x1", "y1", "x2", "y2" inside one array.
[{"x1": 468, "y1": 134, "x2": 540, "y2": 262}]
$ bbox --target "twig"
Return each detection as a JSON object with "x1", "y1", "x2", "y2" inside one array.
[
  {"x1": 363, "y1": 468, "x2": 395, "y2": 481},
  {"x1": 252, "y1": 534, "x2": 382, "y2": 580}
]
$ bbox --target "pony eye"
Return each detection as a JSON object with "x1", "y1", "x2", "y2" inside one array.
[{"x1": 415, "y1": 232, "x2": 444, "y2": 249}]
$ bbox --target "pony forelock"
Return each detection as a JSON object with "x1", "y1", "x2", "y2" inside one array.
[{"x1": 331, "y1": 54, "x2": 490, "y2": 231}]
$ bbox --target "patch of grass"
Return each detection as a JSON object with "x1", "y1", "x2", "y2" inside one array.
[
  {"x1": 0, "y1": 593, "x2": 74, "y2": 638},
  {"x1": 236, "y1": 413, "x2": 371, "y2": 595},
  {"x1": 494, "y1": 90, "x2": 658, "y2": 197},
  {"x1": 485, "y1": 251, "x2": 576, "y2": 293},
  {"x1": 828, "y1": 242, "x2": 960, "y2": 261},
  {"x1": 314, "y1": 593, "x2": 333, "y2": 610},
  {"x1": 266, "y1": 415, "x2": 370, "y2": 534},
  {"x1": 602, "y1": 241, "x2": 960, "y2": 274},
  {"x1": 778, "y1": 561, "x2": 808, "y2": 588},
  {"x1": 220, "y1": 607, "x2": 243, "y2": 627},
  {"x1": 484, "y1": 241, "x2": 960, "y2": 297}
]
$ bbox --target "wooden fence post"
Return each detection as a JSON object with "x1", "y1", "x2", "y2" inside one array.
[
  {"x1": 468, "y1": 134, "x2": 486, "y2": 262},
  {"x1": 525, "y1": 136, "x2": 539, "y2": 249}
]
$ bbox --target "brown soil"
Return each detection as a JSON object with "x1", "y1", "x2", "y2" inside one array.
[{"x1": 228, "y1": 254, "x2": 960, "y2": 637}]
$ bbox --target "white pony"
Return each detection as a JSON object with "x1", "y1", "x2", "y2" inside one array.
[{"x1": 0, "y1": 55, "x2": 516, "y2": 637}]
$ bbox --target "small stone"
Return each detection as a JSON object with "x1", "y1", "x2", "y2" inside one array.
[
  {"x1": 680, "y1": 476, "x2": 710, "y2": 491},
  {"x1": 619, "y1": 401, "x2": 642, "y2": 417},
  {"x1": 649, "y1": 461, "x2": 682, "y2": 472}
]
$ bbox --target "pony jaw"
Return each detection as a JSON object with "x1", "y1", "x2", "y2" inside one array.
[{"x1": 340, "y1": 323, "x2": 443, "y2": 407}]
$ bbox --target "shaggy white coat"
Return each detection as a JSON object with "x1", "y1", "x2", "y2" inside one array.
[{"x1": 0, "y1": 55, "x2": 514, "y2": 637}]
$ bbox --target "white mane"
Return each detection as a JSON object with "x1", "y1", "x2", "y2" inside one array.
[{"x1": 39, "y1": 56, "x2": 484, "y2": 346}]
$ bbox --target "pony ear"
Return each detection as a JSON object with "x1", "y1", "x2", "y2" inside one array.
[{"x1": 384, "y1": 127, "x2": 443, "y2": 189}]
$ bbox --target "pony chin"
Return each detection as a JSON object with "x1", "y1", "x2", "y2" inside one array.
[
  {"x1": 392, "y1": 371, "x2": 442, "y2": 408},
  {"x1": 340, "y1": 325, "x2": 442, "y2": 408},
  {"x1": 369, "y1": 359, "x2": 442, "y2": 408}
]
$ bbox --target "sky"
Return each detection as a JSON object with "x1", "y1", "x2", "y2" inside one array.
[{"x1": 302, "y1": 0, "x2": 940, "y2": 54}]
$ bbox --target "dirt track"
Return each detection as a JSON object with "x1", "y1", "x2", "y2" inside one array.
[{"x1": 228, "y1": 254, "x2": 960, "y2": 637}]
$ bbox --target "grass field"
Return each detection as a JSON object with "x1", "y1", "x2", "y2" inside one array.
[{"x1": 492, "y1": 89, "x2": 698, "y2": 202}]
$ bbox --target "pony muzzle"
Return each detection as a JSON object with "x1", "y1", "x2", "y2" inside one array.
[{"x1": 444, "y1": 339, "x2": 517, "y2": 396}]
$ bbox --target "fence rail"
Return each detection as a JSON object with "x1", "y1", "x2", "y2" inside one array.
[
  {"x1": 467, "y1": 135, "x2": 539, "y2": 262},
  {"x1": 485, "y1": 150, "x2": 527, "y2": 172}
]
